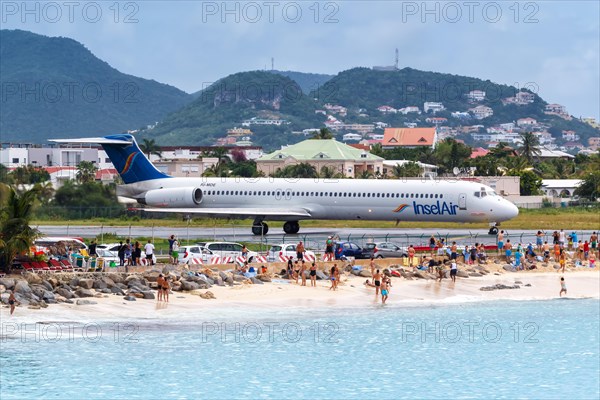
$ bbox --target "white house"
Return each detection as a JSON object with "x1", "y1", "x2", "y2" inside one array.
[
  {"x1": 541, "y1": 179, "x2": 582, "y2": 198},
  {"x1": 423, "y1": 102, "x2": 445, "y2": 114},
  {"x1": 469, "y1": 105, "x2": 494, "y2": 119},
  {"x1": 342, "y1": 133, "x2": 363, "y2": 141},
  {"x1": 466, "y1": 90, "x2": 486, "y2": 102},
  {"x1": 377, "y1": 105, "x2": 397, "y2": 114},
  {"x1": 398, "y1": 106, "x2": 420, "y2": 114},
  {"x1": 517, "y1": 117, "x2": 537, "y2": 127}
]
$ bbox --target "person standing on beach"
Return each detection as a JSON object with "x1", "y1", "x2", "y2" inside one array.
[
  {"x1": 536, "y1": 231, "x2": 544, "y2": 252},
  {"x1": 89, "y1": 240, "x2": 97, "y2": 258},
  {"x1": 436, "y1": 261, "x2": 444, "y2": 281},
  {"x1": 559, "y1": 277, "x2": 567, "y2": 297},
  {"x1": 450, "y1": 259, "x2": 457, "y2": 282},
  {"x1": 133, "y1": 241, "x2": 142, "y2": 266},
  {"x1": 583, "y1": 241, "x2": 590, "y2": 261},
  {"x1": 450, "y1": 242, "x2": 458, "y2": 261},
  {"x1": 590, "y1": 232, "x2": 598, "y2": 257},
  {"x1": 156, "y1": 274, "x2": 164, "y2": 301},
  {"x1": 117, "y1": 241, "x2": 125, "y2": 267},
  {"x1": 559, "y1": 250, "x2": 566, "y2": 273},
  {"x1": 558, "y1": 229, "x2": 566, "y2": 248},
  {"x1": 380, "y1": 279, "x2": 389, "y2": 304},
  {"x1": 144, "y1": 240, "x2": 155, "y2": 266},
  {"x1": 172, "y1": 240, "x2": 180, "y2": 265},
  {"x1": 162, "y1": 276, "x2": 170, "y2": 302},
  {"x1": 168, "y1": 235, "x2": 176, "y2": 264},
  {"x1": 309, "y1": 262, "x2": 317, "y2": 287},
  {"x1": 554, "y1": 242, "x2": 561, "y2": 262},
  {"x1": 325, "y1": 236, "x2": 334, "y2": 260},
  {"x1": 543, "y1": 241, "x2": 550, "y2": 262},
  {"x1": 373, "y1": 269, "x2": 382, "y2": 295},
  {"x1": 407, "y1": 245, "x2": 415, "y2": 267},
  {"x1": 370, "y1": 256, "x2": 376, "y2": 277},
  {"x1": 429, "y1": 235, "x2": 436, "y2": 257},
  {"x1": 329, "y1": 265, "x2": 336, "y2": 290},
  {"x1": 299, "y1": 261, "x2": 307, "y2": 287},
  {"x1": 8, "y1": 290, "x2": 19, "y2": 315},
  {"x1": 504, "y1": 240, "x2": 513, "y2": 264},
  {"x1": 296, "y1": 241, "x2": 305, "y2": 261},
  {"x1": 287, "y1": 257, "x2": 294, "y2": 279},
  {"x1": 497, "y1": 230, "x2": 504, "y2": 256}
]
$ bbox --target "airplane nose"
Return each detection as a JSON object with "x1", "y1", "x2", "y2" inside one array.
[{"x1": 500, "y1": 200, "x2": 519, "y2": 220}]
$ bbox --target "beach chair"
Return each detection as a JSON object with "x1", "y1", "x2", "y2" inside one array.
[
  {"x1": 32, "y1": 261, "x2": 51, "y2": 273},
  {"x1": 21, "y1": 262, "x2": 35, "y2": 273},
  {"x1": 48, "y1": 259, "x2": 64, "y2": 272},
  {"x1": 61, "y1": 258, "x2": 77, "y2": 272}
]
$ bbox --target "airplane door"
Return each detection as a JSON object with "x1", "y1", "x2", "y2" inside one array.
[{"x1": 458, "y1": 193, "x2": 467, "y2": 210}]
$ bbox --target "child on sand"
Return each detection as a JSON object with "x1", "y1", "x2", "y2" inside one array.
[
  {"x1": 559, "y1": 250, "x2": 566, "y2": 274},
  {"x1": 559, "y1": 277, "x2": 567, "y2": 297}
]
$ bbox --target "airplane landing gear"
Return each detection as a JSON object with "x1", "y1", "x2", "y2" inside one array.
[
  {"x1": 283, "y1": 221, "x2": 300, "y2": 234},
  {"x1": 488, "y1": 225, "x2": 499, "y2": 235},
  {"x1": 252, "y1": 222, "x2": 268, "y2": 236}
]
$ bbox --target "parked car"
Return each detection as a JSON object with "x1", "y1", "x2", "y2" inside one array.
[
  {"x1": 177, "y1": 245, "x2": 210, "y2": 264},
  {"x1": 267, "y1": 243, "x2": 316, "y2": 262},
  {"x1": 334, "y1": 241, "x2": 369, "y2": 260},
  {"x1": 365, "y1": 242, "x2": 408, "y2": 259},
  {"x1": 196, "y1": 242, "x2": 258, "y2": 263}
]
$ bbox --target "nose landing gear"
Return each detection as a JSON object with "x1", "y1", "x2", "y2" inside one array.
[{"x1": 283, "y1": 221, "x2": 300, "y2": 234}]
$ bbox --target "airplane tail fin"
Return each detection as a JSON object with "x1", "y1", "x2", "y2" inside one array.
[{"x1": 50, "y1": 134, "x2": 170, "y2": 184}]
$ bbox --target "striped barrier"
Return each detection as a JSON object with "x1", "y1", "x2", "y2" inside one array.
[
  {"x1": 236, "y1": 256, "x2": 246, "y2": 266},
  {"x1": 188, "y1": 257, "x2": 203, "y2": 265},
  {"x1": 279, "y1": 254, "x2": 291, "y2": 262},
  {"x1": 253, "y1": 255, "x2": 267, "y2": 263},
  {"x1": 303, "y1": 253, "x2": 315, "y2": 262}
]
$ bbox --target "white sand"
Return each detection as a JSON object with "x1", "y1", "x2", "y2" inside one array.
[{"x1": 2, "y1": 269, "x2": 598, "y2": 326}]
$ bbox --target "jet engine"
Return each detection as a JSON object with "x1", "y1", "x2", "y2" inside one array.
[{"x1": 139, "y1": 187, "x2": 203, "y2": 207}]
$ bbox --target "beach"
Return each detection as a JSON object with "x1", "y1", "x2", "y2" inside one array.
[{"x1": 2, "y1": 265, "x2": 598, "y2": 325}]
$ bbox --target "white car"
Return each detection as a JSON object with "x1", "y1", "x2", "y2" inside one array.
[
  {"x1": 177, "y1": 245, "x2": 210, "y2": 264},
  {"x1": 196, "y1": 242, "x2": 258, "y2": 263},
  {"x1": 97, "y1": 243, "x2": 157, "y2": 264},
  {"x1": 267, "y1": 243, "x2": 316, "y2": 262}
]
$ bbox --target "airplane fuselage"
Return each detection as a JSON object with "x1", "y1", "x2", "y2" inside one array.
[{"x1": 119, "y1": 177, "x2": 518, "y2": 223}]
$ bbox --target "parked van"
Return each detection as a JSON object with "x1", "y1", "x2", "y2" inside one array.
[
  {"x1": 196, "y1": 242, "x2": 258, "y2": 262},
  {"x1": 33, "y1": 236, "x2": 88, "y2": 256}
]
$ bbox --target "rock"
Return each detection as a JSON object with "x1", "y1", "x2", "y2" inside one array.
[
  {"x1": 480, "y1": 283, "x2": 521, "y2": 291},
  {"x1": 514, "y1": 280, "x2": 523, "y2": 284},
  {"x1": 553, "y1": 264, "x2": 560, "y2": 270},
  {"x1": 115, "y1": 282, "x2": 128, "y2": 290},
  {"x1": 99, "y1": 288, "x2": 112, "y2": 294},
  {"x1": 111, "y1": 286, "x2": 125, "y2": 295},
  {"x1": 132, "y1": 292, "x2": 144, "y2": 298},
  {"x1": 93, "y1": 280, "x2": 108, "y2": 290},
  {"x1": 69, "y1": 278, "x2": 80, "y2": 287},
  {"x1": 525, "y1": 283, "x2": 532, "y2": 287},
  {"x1": 256, "y1": 274, "x2": 271, "y2": 282},
  {"x1": 78, "y1": 279, "x2": 94, "y2": 289},
  {"x1": 47, "y1": 277, "x2": 59, "y2": 288},
  {"x1": 503, "y1": 265, "x2": 515, "y2": 272},
  {"x1": 39, "y1": 301, "x2": 48, "y2": 308},
  {"x1": 23, "y1": 273, "x2": 43, "y2": 285},
  {"x1": 143, "y1": 271, "x2": 161, "y2": 282},
  {"x1": 233, "y1": 274, "x2": 247, "y2": 282},
  {"x1": 215, "y1": 277, "x2": 225, "y2": 286},
  {"x1": 76, "y1": 299, "x2": 97, "y2": 305},
  {"x1": 413, "y1": 271, "x2": 431, "y2": 280},
  {"x1": 123, "y1": 295, "x2": 136, "y2": 301},
  {"x1": 250, "y1": 277, "x2": 264, "y2": 285},
  {"x1": 14, "y1": 280, "x2": 32, "y2": 295},
  {"x1": 28, "y1": 305, "x2": 41, "y2": 310},
  {"x1": 75, "y1": 288, "x2": 94, "y2": 298},
  {"x1": 41, "y1": 290, "x2": 55, "y2": 302},
  {"x1": 106, "y1": 273, "x2": 125, "y2": 284},
  {"x1": 456, "y1": 270, "x2": 469, "y2": 278},
  {"x1": 142, "y1": 291, "x2": 155, "y2": 300},
  {"x1": 199, "y1": 291, "x2": 216, "y2": 299},
  {"x1": 0, "y1": 278, "x2": 16, "y2": 290},
  {"x1": 358, "y1": 270, "x2": 372, "y2": 278},
  {"x1": 180, "y1": 280, "x2": 201, "y2": 291},
  {"x1": 219, "y1": 271, "x2": 229, "y2": 281},
  {"x1": 468, "y1": 272, "x2": 483, "y2": 277},
  {"x1": 64, "y1": 299, "x2": 74, "y2": 304},
  {"x1": 316, "y1": 271, "x2": 328, "y2": 280}
]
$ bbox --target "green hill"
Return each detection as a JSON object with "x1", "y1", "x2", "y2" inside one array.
[
  {"x1": 269, "y1": 70, "x2": 334, "y2": 94},
  {"x1": 144, "y1": 71, "x2": 325, "y2": 148},
  {"x1": 317, "y1": 67, "x2": 598, "y2": 143},
  {"x1": 0, "y1": 30, "x2": 193, "y2": 142}
]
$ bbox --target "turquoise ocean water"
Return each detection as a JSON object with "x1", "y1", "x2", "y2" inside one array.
[{"x1": 1, "y1": 299, "x2": 599, "y2": 399}]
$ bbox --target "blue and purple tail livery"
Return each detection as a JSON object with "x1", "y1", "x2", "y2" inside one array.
[{"x1": 101, "y1": 134, "x2": 170, "y2": 184}]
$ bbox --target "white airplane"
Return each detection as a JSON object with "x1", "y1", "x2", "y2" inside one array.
[{"x1": 51, "y1": 134, "x2": 519, "y2": 235}]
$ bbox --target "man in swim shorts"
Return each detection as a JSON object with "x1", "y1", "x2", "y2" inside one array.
[
  {"x1": 373, "y1": 269, "x2": 382, "y2": 296},
  {"x1": 380, "y1": 279, "x2": 389, "y2": 304}
]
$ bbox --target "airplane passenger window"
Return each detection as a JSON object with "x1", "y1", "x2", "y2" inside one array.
[
  {"x1": 434, "y1": 194, "x2": 438, "y2": 198},
  {"x1": 367, "y1": 193, "x2": 370, "y2": 197},
  {"x1": 440, "y1": 194, "x2": 443, "y2": 198},
  {"x1": 420, "y1": 194, "x2": 424, "y2": 198},
  {"x1": 410, "y1": 194, "x2": 414, "y2": 198}
]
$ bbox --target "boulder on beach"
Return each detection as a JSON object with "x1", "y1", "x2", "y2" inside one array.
[
  {"x1": 23, "y1": 273, "x2": 43, "y2": 285},
  {"x1": 359, "y1": 270, "x2": 372, "y2": 278},
  {"x1": 56, "y1": 288, "x2": 74, "y2": 299},
  {"x1": 75, "y1": 288, "x2": 94, "y2": 298},
  {"x1": 0, "y1": 278, "x2": 15, "y2": 290},
  {"x1": 78, "y1": 279, "x2": 94, "y2": 289},
  {"x1": 123, "y1": 295, "x2": 136, "y2": 301},
  {"x1": 14, "y1": 280, "x2": 32, "y2": 295},
  {"x1": 256, "y1": 274, "x2": 271, "y2": 282},
  {"x1": 76, "y1": 299, "x2": 97, "y2": 305},
  {"x1": 456, "y1": 270, "x2": 469, "y2": 278},
  {"x1": 250, "y1": 277, "x2": 264, "y2": 285}
]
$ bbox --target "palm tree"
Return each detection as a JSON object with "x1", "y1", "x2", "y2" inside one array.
[
  {"x1": 76, "y1": 161, "x2": 97, "y2": 184},
  {"x1": 0, "y1": 184, "x2": 41, "y2": 273},
  {"x1": 319, "y1": 166, "x2": 343, "y2": 179},
  {"x1": 391, "y1": 162, "x2": 423, "y2": 178},
  {"x1": 489, "y1": 142, "x2": 515, "y2": 159},
  {"x1": 139, "y1": 138, "x2": 162, "y2": 160},
  {"x1": 201, "y1": 147, "x2": 230, "y2": 175},
  {"x1": 519, "y1": 132, "x2": 541, "y2": 163},
  {"x1": 293, "y1": 163, "x2": 319, "y2": 178},
  {"x1": 357, "y1": 170, "x2": 374, "y2": 179},
  {"x1": 311, "y1": 128, "x2": 334, "y2": 140},
  {"x1": 370, "y1": 143, "x2": 384, "y2": 157}
]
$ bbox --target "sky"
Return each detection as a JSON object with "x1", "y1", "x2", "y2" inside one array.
[{"x1": 2, "y1": 0, "x2": 599, "y2": 119}]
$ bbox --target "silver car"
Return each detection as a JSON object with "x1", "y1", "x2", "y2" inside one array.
[{"x1": 368, "y1": 242, "x2": 408, "y2": 259}]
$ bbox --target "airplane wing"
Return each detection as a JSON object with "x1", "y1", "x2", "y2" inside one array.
[
  {"x1": 50, "y1": 137, "x2": 133, "y2": 145},
  {"x1": 132, "y1": 207, "x2": 312, "y2": 220}
]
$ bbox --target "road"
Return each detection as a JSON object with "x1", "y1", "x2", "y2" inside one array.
[{"x1": 36, "y1": 225, "x2": 596, "y2": 251}]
